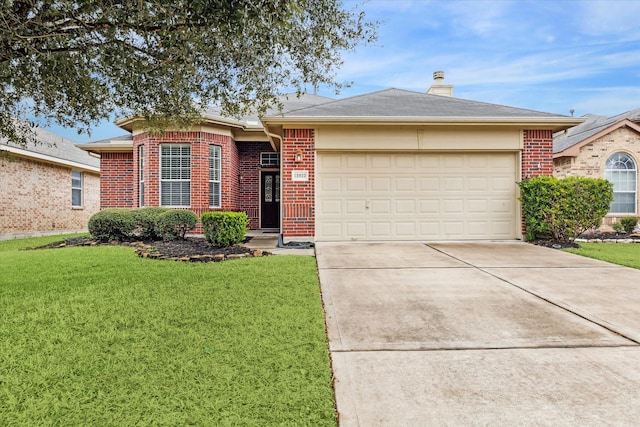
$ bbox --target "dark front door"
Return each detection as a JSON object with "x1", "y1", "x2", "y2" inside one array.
[{"x1": 261, "y1": 172, "x2": 280, "y2": 229}]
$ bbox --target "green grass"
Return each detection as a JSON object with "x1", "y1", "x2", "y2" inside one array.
[
  {"x1": 564, "y1": 242, "x2": 640, "y2": 269},
  {"x1": 0, "y1": 235, "x2": 335, "y2": 426}
]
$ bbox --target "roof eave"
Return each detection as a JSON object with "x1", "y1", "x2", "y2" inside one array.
[
  {"x1": 79, "y1": 142, "x2": 134, "y2": 154},
  {"x1": 554, "y1": 119, "x2": 640, "y2": 158},
  {"x1": 1, "y1": 144, "x2": 100, "y2": 173},
  {"x1": 115, "y1": 115, "x2": 265, "y2": 132},
  {"x1": 261, "y1": 115, "x2": 584, "y2": 132}
]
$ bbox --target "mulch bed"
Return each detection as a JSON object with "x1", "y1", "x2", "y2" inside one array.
[
  {"x1": 531, "y1": 240, "x2": 580, "y2": 249},
  {"x1": 532, "y1": 232, "x2": 640, "y2": 249},
  {"x1": 29, "y1": 236, "x2": 270, "y2": 262}
]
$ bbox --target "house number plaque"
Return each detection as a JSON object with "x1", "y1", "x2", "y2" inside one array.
[{"x1": 291, "y1": 170, "x2": 309, "y2": 181}]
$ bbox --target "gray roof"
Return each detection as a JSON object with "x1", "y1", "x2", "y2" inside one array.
[
  {"x1": 83, "y1": 134, "x2": 133, "y2": 146},
  {"x1": 1, "y1": 126, "x2": 100, "y2": 170},
  {"x1": 204, "y1": 93, "x2": 334, "y2": 125},
  {"x1": 276, "y1": 88, "x2": 566, "y2": 118},
  {"x1": 554, "y1": 108, "x2": 640, "y2": 153}
]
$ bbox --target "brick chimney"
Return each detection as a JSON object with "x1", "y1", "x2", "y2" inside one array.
[{"x1": 427, "y1": 71, "x2": 454, "y2": 97}]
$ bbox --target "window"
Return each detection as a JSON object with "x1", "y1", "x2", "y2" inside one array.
[
  {"x1": 209, "y1": 145, "x2": 221, "y2": 208},
  {"x1": 160, "y1": 144, "x2": 191, "y2": 206},
  {"x1": 261, "y1": 152, "x2": 279, "y2": 167},
  {"x1": 138, "y1": 145, "x2": 144, "y2": 207},
  {"x1": 605, "y1": 152, "x2": 637, "y2": 214},
  {"x1": 71, "y1": 171, "x2": 82, "y2": 207}
]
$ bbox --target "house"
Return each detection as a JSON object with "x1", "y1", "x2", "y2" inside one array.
[
  {"x1": 554, "y1": 109, "x2": 640, "y2": 227},
  {"x1": 0, "y1": 126, "x2": 100, "y2": 240},
  {"x1": 81, "y1": 74, "x2": 582, "y2": 242}
]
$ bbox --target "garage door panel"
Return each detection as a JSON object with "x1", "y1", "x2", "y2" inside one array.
[
  {"x1": 370, "y1": 222, "x2": 392, "y2": 238},
  {"x1": 443, "y1": 199, "x2": 464, "y2": 214},
  {"x1": 346, "y1": 200, "x2": 366, "y2": 214},
  {"x1": 346, "y1": 222, "x2": 367, "y2": 238},
  {"x1": 346, "y1": 177, "x2": 366, "y2": 192},
  {"x1": 395, "y1": 177, "x2": 416, "y2": 191},
  {"x1": 395, "y1": 199, "x2": 416, "y2": 214},
  {"x1": 468, "y1": 177, "x2": 489, "y2": 190},
  {"x1": 346, "y1": 155, "x2": 367, "y2": 169},
  {"x1": 395, "y1": 222, "x2": 416, "y2": 236},
  {"x1": 395, "y1": 155, "x2": 417, "y2": 169},
  {"x1": 371, "y1": 177, "x2": 392, "y2": 192},
  {"x1": 320, "y1": 199, "x2": 342, "y2": 215},
  {"x1": 420, "y1": 200, "x2": 440, "y2": 213},
  {"x1": 468, "y1": 199, "x2": 488, "y2": 213},
  {"x1": 316, "y1": 152, "x2": 518, "y2": 241},
  {"x1": 419, "y1": 177, "x2": 440, "y2": 191},
  {"x1": 370, "y1": 200, "x2": 391, "y2": 214},
  {"x1": 370, "y1": 156, "x2": 392, "y2": 169},
  {"x1": 444, "y1": 177, "x2": 464, "y2": 191}
]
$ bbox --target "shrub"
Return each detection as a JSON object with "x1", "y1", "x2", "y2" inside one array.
[
  {"x1": 620, "y1": 217, "x2": 638, "y2": 234},
  {"x1": 154, "y1": 210, "x2": 199, "y2": 241},
  {"x1": 88, "y1": 209, "x2": 138, "y2": 242},
  {"x1": 132, "y1": 207, "x2": 171, "y2": 240},
  {"x1": 518, "y1": 176, "x2": 613, "y2": 242},
  {"x1": 612, "y1": 221, "x2": 625, "y2": 233},
  {"x1": 201, "y1": 212, "x2": 249, "y2": 247}
]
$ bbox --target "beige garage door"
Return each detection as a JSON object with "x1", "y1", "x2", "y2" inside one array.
[{"x1": 316, "y1": 152, "x2": 519, "y2": 241}]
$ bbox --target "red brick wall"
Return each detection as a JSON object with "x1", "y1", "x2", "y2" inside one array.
[
  {"x1": 522, "y1": 129, "x2": 553, "y2": 179},
  {"x1": 131, "y1": 131, "x2": 241, "y2": 233},
  {"x1": 238, "y1": 142, "x2": 277, "y2": 229},
  {"x1": 521, "y1": 129, "x2": 554, "y2": 236},
  {"x1": 100, "y1": 152, "x2": 134, "y2": 208},
  {"x1": 0, "y1": 154, "x2": 100, "y2": 239},
  {"x1": 281, "y1": 129, "x2": 315, "y2": 237}
]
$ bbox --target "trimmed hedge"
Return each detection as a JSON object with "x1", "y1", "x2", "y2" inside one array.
[
  {"x1": 614, "y1": 217, "x2": 639, "y2": 234},
  {"x1": 133, "y1": 207, "x2": 171, "y2": 240},
  {"x1": 518, "y1": 176, "x2": 613, "y2": 242},
  {"x1": 88, "y1": 208, "x2": 138, "y2": 242},
  {"x1": 155, "y1": 210, "x2": 199, "y2": 241},
  {"x1": 201, "y1": 211, "x2": 249, "y2": 247}
]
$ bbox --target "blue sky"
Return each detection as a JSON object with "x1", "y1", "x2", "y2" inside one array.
[{"x1": 47, "y1": 0, "x2": 640, "y2": 143}]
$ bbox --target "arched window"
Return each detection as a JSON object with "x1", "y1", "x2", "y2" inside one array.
[{"x1": 605, "y1": 152, "x2": 637, "y2": 214}]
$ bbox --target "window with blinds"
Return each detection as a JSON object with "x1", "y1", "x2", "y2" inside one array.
[
  {"x1": 209, "y1": 145, "x2": 221, "y2": 208},
  {"x1": 160, "y1": 144, "x2": 191, "y2": 207}
]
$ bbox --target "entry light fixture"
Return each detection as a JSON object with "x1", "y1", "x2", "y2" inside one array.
[
  {"x1": 294, "y1": 149, "x2": 303, "y2": 163},
  {"x1": 238, "y1": 174, "x2": 244, "y2": 183}
]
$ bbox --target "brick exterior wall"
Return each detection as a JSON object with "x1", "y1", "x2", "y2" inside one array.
[
  {"x1": 522, "y1": 129, "x2": 553, "y2": 179},
  {"x1": 553, "y1": 126, "x2": 640, "y2": 226},
  {"x1": 129, "y1": 131, "x2": 240, "y2": 233},
  {"x1": 100, "y1": 152, "x2": 134, "y2": 208},
  {"x1": 520, "y1": 129, "x2": 554, "y2": 236},
  {"x1": 238, "y1": 142, "x2": 277, "y2": 229},
  {"x1": 281, "y1": 129, "x2": 315, "y2": 237},
  {"x1": 0, "y1": 154, "x2": 100, "y2": 239}
]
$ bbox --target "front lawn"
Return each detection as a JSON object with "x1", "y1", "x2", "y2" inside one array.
[
  {"x1": 564, "y1": 242, "x2": 640, "y2": 269},
  {"x1": 0, "y1": 235, "x2": 335, "y2": 426}
]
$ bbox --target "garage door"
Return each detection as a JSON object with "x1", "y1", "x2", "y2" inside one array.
[{"x1": 316, "y1": 152, "x2": 518, "y2": 241}]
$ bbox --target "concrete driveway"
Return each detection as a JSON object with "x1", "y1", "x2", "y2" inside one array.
[{"x1": 316, "y1": 242, "x2": 640, "y2": 426}]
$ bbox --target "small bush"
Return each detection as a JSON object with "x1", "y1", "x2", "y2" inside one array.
[
  {"x1": 201, "y1": 212, "x2": 249, "y2": 247},
  {"x1": 518, "y1": 176, "x2": 613, "y2": 242},
  {"x1": 619, "y1": 217, "x2": 638, "y2": 234},
  {"x1": 613, "y1": 221, "x2": 625, "y2": 233},
  {"x1": 88, "y1": 209, "x2": 138, "y2": 242},
  {"x1": 133, "y1": 207, "x2": 171, "y2": 240},
  {"x1": 154, "y1": 210, "x2": 199, "y2": 241}
]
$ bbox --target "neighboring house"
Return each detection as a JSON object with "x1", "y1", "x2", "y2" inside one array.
[
  {"x1": 1, "y1": 127, "x2": 100, "y2": 240},
  {"x1": 81, "y1": 74, "x2": 581, "y2": 242},
  {"x1": 554, "y1": 109, "x2": 640, "y2": 227}
]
